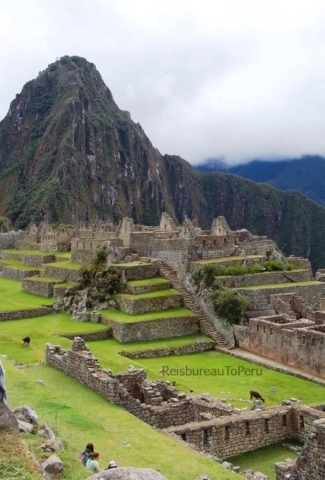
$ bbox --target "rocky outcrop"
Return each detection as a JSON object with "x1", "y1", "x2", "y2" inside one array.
[
  {"x1": 0, "y1": 401, "x2": 18, "y2": 430},
  {"x1": 86, "y1": 467, "x2": 168, "y2": 480}
]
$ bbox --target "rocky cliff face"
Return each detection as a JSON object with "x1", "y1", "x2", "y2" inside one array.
[{"x1": 1, "y1": 55, "x2": 325, "y2": 270}]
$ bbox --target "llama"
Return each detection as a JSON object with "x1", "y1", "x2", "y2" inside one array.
[
  {"x1": 22, "y1": 336, "x2": 31, "y2": 346},
  {"x1": 250, "y1": 390, "x2": 265, "y2": 402}
]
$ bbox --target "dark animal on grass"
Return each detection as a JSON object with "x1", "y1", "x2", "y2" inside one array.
[
  {"x1": 250, "y1": 390, "x2": 265, "y2": 402},
  {"x1": 22, "y1": 337, "x2": 31, "y2": 346}
]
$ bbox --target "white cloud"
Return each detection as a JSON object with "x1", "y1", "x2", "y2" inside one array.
[{"x1": 1, "y1": 0, "x2": 325, "y2": 164}]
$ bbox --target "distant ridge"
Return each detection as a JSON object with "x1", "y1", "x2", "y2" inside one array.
[{"x1": 195, "y1": 156, "x2": 325, "y2": 207}]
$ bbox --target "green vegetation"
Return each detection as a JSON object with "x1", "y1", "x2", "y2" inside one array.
[
  {"x1": 0, "y1": 427, "x2": 43, "y2": 479},
  {"x1": 227, "y1": 441, "x2": 302, "y2": 480},
  {"x1": 115, "y1": 288, "x2": 180, "y2": 300},
  {"x1": 101, "y1": 306, "x2": 195, "y2": 323},
  {"x1": 24, "y1": 276, "x2": 65, "y2": 283},
  {"x1": 45, "y1": 261, "x2": 82, "y2": 270},
  {"x1": 126, "y1": 278, "x2": 170, "y2": 287},
  {"x1": 0, "y1": 278, "x2": 53, "y2": 311},
  {"x1": 212, "y1": 289, "x2": 250, "y2": 324},
  {"x1": 0, "y1": 259, "x2": 40, "y2": 271},
  {"x1": 193, "y1": 255, "x2": 265, "y2": 265},
  {"x1": 242, "y1": 281, "x2": 321, "y2": 290}
]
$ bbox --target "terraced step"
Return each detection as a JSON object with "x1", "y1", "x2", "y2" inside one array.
[
  {"x1": 114, "y1": 289, "x2": 183, "y2": 314},
  {"x1": 189, "y1": 254, "x2": 266, "y2": 273},
  {"x1": 124, "y1": 277, "x2": 172, "y2": 294},
  {"x1": 42, "y1": 261, "x2": 82, "y2": 282},
  {"x1": 101, "y1": 307, "x2": 198, "y2": 343},
  {"x1": 0, "y1": 259, "x2": 40, "y2": 280},
  {"x1": 22, "y1": 277, "x2": 65, "y2": 298},
  {"x1": 246, "y1": 309, "x2": 276, "y2": 318},
  {"x1": 112, "y1": 261, "x2": 159, "y2": 280}
]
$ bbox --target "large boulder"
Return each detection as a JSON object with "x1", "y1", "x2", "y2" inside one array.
[
  {"x1": 86, "y1": 467, "x2": 168, "y2": 480},
  {"x1": 0, "y1": 401, "x2": 18, "y2": 430},
  {"x1": 13, "y1": 406, "x2": 38, "y2": 424},
  {"x1": 42, "y1": 454, "x2": 64, "y2": 475}
]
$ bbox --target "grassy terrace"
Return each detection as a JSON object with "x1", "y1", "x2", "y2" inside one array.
[
  {"x1": 112, "y1": 261, "x2": 146, "y2": 267},
  {"x1": 0, "y1": 278, "x2": 53, "y2": 311},
  {"x1": 0, "y1": 259, "x2": 40, "y2": 271},
  {"x1": 24, "y1": 276, "x2": 65, "y2": 283},
  {"x1": 240, "y1": 281, "x2": 322, "y2": 290},
  {"x1": 101, "y1": 306, "x2": 195, "y2": 323},
  {"x1": 0, "y1": 249, "x2": 72, "y2": 258},
  {"x1": 115, "y1": 288, "x2": 180, "y2": 300},
  {"x1": 44, "y1": 260, "x2": 83, "y2": 270},
  {"x1": 53, "y1": 282, "x2": 79, "y2": 289},
  {"x1": 192, "y1": 255, "x2": 265, "y2": 265},
  {"x1": 126, "y1": 278, "x2": 170, "y2": 287}
]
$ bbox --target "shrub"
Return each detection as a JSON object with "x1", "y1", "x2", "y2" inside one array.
[
  {"x1": 213, "y1": 289, "x2": 250, "y2": 324},
  {"x1": 264, "y1": 260, "x2": 285, "y2": 272},
  {"x1": 93, "y1": 245, "x2": 107, "y2": 266}
]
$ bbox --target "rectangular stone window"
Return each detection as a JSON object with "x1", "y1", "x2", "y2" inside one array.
[
  {"x1": 264, "y1": 418, "x2": 269, "y2": 433},
  {"x1": 300, "y1": 416, "x2": 304, "y2": 429},
  {"x1": 312, "y1": 338, "x2": 315, "y2": 346},
  {"x1": 270, "y1": 328, "x2": 273, "y2": 335},
  {"x1": 302, "y1": 336, "x2": 306, "y2": 345},
  {"x1": 257, "y1": 325, "x2": 259, "y2": 332},
  {"x1": 245, "y1": 421, "x2": 250, "y2": 435},
  {"x1": 225, "y1": 425, "x2": 230, "y2": 440},
  {"x1": 263, "y1": 326, "x2": 266, "y2": 333},
  {"x1": 282, "y1": 415, "x2": 287, "y2": 427}
]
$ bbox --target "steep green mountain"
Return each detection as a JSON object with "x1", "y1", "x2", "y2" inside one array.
[
  {"x1": 2, "y1": 56, "x2": 325, "y2": 271},
  {"x1": 195, "y1": 156, "x2": 325, "y2": 207}
]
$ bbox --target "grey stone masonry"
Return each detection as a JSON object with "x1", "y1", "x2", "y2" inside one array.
[
  {"x1": 114, "y1": 292, "x2": 183, "y2": 314},
  {"x1": 0, "y1": 307, "x2": 52, "y2": 321},
  {"x1": 102, "y1": 315, "x2": 199, "y2": 343},
  {"x1": 42, "y1": 265, "x2": 81, "y2": 282},
  {"x1": 2, "y1": 266, "x2": 40, "y2": 280}
]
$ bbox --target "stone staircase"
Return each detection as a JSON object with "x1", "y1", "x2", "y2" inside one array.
[{"x1": 158, "y1": 261, "x2": 232, "y2": 349}]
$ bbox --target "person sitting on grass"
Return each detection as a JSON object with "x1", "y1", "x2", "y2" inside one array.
[
  {"x1": 80, "y1": 442, "x2": 94, "y2": 466},
  {"x1": 107, "y1": 460, "x2": 118, "y2": 469},
  {"x1": 86, "y1": 452, "x2": 101, "y2": 474}
]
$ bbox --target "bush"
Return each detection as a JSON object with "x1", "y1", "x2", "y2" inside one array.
[
  {"x1": 213, "y1": 289, "x2": 250, "y2": 324},
  {"x1": 264, "y1": 260, "x2": 285, "y2": 272}
]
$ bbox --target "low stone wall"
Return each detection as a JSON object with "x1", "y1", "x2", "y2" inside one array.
[
  {"x1": 234, "y1": 317, "x2": 325, "y2": 378},
  {"x1": 22, "y1": 278, "x2": 56, "y2": 297},
  {"x1": 0, "y1": 252, "x2": 23, "y2": 260},
  {"x1": 213, "y1": 270, "x2": 311, "y2": 289},
  {"x1": 118, "y1": 340, "x2": 215, "y2": 358},
  {"x1": 42, "y1": 265, "x2": 81, "y2": 282},
  {"x1": 22, "y1": 254, "x2": 55, "y2": 267},
  {"x1": 53, "y1": 284, "x2": 77, "y2": 297},
  {"x1": 103, "y1": 315, "x2": 199, "y2": 343},
  {"x1": 115, "y1": 293, "x2": 183, "y2": 314},
  {"x1": 236, "y1": 283, "x2": 325, "y2": 309},
  {"x1": 124, "y1": 281, "x2": 172, "y2": 294},
  {"x1": 0, "y1": 231, "x2": 24, "y2": 249},
  {"x1": 0, "y1": 307, "x2": 52, "y2": 321},
  {"x1": 113, "y1": 262, "x2": 160, "y2": 281},
  {"x1": 59, "y1": 329, "x2": 112, "y2": 341},
  {"x1": 2, "y1": 266, "x2": 40, "y2": 280}
]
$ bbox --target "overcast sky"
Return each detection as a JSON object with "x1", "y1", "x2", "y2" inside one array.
[{"x1": 1, "y1": 0, "x2": 325, "y2": 165}]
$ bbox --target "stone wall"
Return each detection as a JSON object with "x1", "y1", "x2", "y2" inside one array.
[
  {"x1": 212, "y1": 269, "x2": 311, "y2": 289},
  {"x1": 102, "y1": 315, "x2": 199, "y2": 343},
  {"x1": 59, "y1": 329, "x2": 112, "y2": 341},
  {"x1": 115, "y1": 293, "x2": 183, "y2": 315},
  {"x1": 118, "y1": 340, "x2": 215, "y2": 358},
  {"x1": 234, "y1": 316, "x2": 325, "y2": 378},
  {"x1": 42, "y1": 265, "x2": 81, "y2": 282},
  {"x1": 0, "y1": 307, "x2": 52, "y2": 321},
  {"x1": 2, "y1": 266, "x2": 40, "y2": 281},
  {"x1": 22, "y1": 254, "x2": 56, "y2": 266},
  {"x1": 236, "y1": 283, "x2": 325, "y2": 309},
  {"x1": 0, "y1": 231, "x2": 24, "y2": 249},
  {"x1": 22, "y1": 278, "x2": 56, "y2": 297}
]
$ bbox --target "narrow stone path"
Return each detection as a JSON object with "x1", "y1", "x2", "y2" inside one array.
[{"x1": 158, "y1": 261, "x2": 233, "y2": 349}]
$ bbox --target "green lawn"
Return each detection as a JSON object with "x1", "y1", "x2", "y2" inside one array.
[
  {"x1": 101, "y1": 307, "x2": 196, "y2": 323},
  {"x1": 0, "y1": 278, "x2": 53, "y2": 311},
  {"x1": 115, "y1": 288, "x2": 180, "y2": 300},
  {"x1": 24, "y1": 276, "x2": 65, "y2": 283},
  {"x1": 192, "y1": 255, "x2": 265, "y2": 265},
  {"x1": 241, "y1": 281, "x2": 322, "y2": 289},
  {"x1": 0, "y1": 249, "x2": 71, "y2": 258},
  {"x1": 227, "y1": 441, "x2": 302, "y2": 480},
  {"x1": 126, "y1": 278, "x2": 170, "y2": 287},
  {"x1": 0, "y1": 259, "x2": 40, "y2": 271},
  {"x1": 44, "y1": 261, "x2": 83, "y2": 270}
]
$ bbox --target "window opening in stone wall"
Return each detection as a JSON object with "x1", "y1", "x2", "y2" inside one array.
[
  {"x1": 270, "y1": 328, "x2": 273, "y2": 335},
  {"x1": 300, "y1": 416, "x2": 304, "y2": 428},
  {"x1": 264, "y1": 419, "x2": 269, "y2": 433},
  {"x1": 180, "y1": 433, "x2": 187, "y2": 441},
  {"x1": 203, "y1": 428, "x2": 209, "y2": 445},
  {"x1": 257, "y1": 325, "x2": 259, "y2": 332},
  {"x1": 203, "y1": 240, "x2": 206, "y2": 246},
  {"x1": 282, "y1": 415, "x2": 287, "y2": 427},
  {"x1": 224, "y1": 238, "x2": 227, "y2": 244},
  {"x1": 263, "y1": 326, "x2": 266, "y2": 333},
  {"x1": 225, "y1": 425, "x2": 230, "y2": 440},
  {"x1": 312, "y1": 338, "x2": 315, "y2": 346},
  {"x1": 245, "y1": 421, "x2": 250, "y2": 435},
  {"x1": 302, "y1": 336, "x2": 306, "y2": 345}
]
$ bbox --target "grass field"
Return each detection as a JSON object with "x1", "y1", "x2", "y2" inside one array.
[
  {"x1": 44, "y1": 261, "x2": 83, "y2": 270},
  {"x1": 0, "y1": 278, "x2": 53, "y2": 311},
  {"x1": 115, "y1": 288, "x2": 180, "y2": 300},
  {"x1": 101, "y1": 307, "x2": 196, "y2": 323},
  {"x1": 126, "y1": 278, "x2": 171, "y2": 287},
  {"x1": 241, "y1": 281, "x2": 321, "y2": 289},
  {"x1": 0, "y1": 259, "x2": 40, "y2": 270}
]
